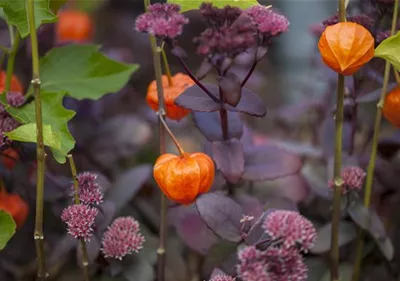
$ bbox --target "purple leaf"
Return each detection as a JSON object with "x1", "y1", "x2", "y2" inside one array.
[
  {"x1": 196, "y1": 192, "x2": 244, "y2": 242},
  {"x1": 356, "y1": 83, "x2": 397, "y2": 103},
  {"x1": 319, "y1": 116, "x2": 352, "y2": 156},
  {"x1": 202, "y1": 240, "x2": 238, "y2": 277},
  {"x1": 197, "y1": 59, "x2": 213, "y2": 80},
  {"x1": 225, "y1": 88, "x2": 266, "y2": 117},
  {"x1": 96, "y1": 200, "x2": 117, "y2": 233},
  {"x1": 234, "y1": 193, "x2": 263, "y2": 219},
  {"x1": 212, "y1": 139, "x2": 245, "y2": 183},
  {"x1": 219, "y1": 72, "x2": 242, "y2": 107},
  {"x1": 242, "y1": 144, "x2": 303, "y2": 181},
  {"x1": 107, "y1": 165, "x2": 152, "y2": 211},
  {"x1": 245, "y1": 210, "x2": 271, "y2": 245},
  {"x1": 378, "y1": 130, "x2": 400, "y2": 157},
  {"x1": 175, "y1": 84, "x2": 220, "y2": 112},
  {"x1": 169, "y1": 205, "x2": 218, "y2": 255},
  {"x1": 192, "y1": 111, "x2": 243, "y2": 141}
]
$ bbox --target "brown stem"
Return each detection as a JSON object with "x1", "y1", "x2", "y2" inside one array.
[
  {"x1": 158, "y1": 114, "x2": 185, "y2": 155},
  {"x1": 67, "y1": 155, "x2": 90, "y2": 281},
  {"x1": 241, "y1": 60, "x2": 258, "y2": 88}
]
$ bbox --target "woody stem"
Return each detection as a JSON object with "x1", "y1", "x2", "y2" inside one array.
[
  {"x1": 27, "y1": 0, "x2": 48, "y2": 279},
  {"x1": 161, "y1": 49, "x2": 173, "y2": 87},
  {"x1": 67, "y1": 155, "x2": 90, "y2": 281},
  {"x1": 159, "y1": 114, "x2": 185, "y2": 155},
  {"x1": 145, "y1": 1, "x2": 168, "y2": 280},
  {"x1": 330, "y1": 1, "x2": 346, "y2": 281},
  {"x1": 4, "y1": 30, "x2": 20, "y2": 94},
  {"x1": 351, "y1": 2, "x2": 398, "y2": 280}
]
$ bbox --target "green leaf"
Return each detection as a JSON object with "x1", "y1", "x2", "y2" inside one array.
[
  {"x1": 40, "y1": 45, "x2": 139, "y2": 100},
  {"x1": 0, "y1": 0, "x2": 56, "y2": 38},
  {"x1": 0, "y1": 210, "x2": 16, "y2": 250},
  {"x1": 168, "y1": 0, "x2": 260, "y2": 12},
  {"x1": 375, "y1": 31, "x2": 400, "y2": 71},
  {"x1": 6, "y1": 123, "x2": 61, "y2": 148},
  {"x1": 4, "y1": 92, "x2": 76, "y2": 163}
]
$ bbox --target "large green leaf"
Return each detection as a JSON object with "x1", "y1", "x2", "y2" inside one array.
[
  {"x1": 40, "y1": 45, "x2": 139, "y2": 100},
  {"x1": 0, "y1": 0, "x2": 56, "y2": 38},
  {"x1": 49, "y1": 0, "x2": 67, "y2": 13},
  {"x1": 375, "y1": 31, "x2": 400, "y2": 71},
  {"x1": 4, "y1": 92, "x2": 76, "y2": 163},
  {"x1": 0, "y1": 210, "x2": 16, "y2": 250},
  {"x1": 168, "y1": 0, "x2": 260, "y2": 12}
]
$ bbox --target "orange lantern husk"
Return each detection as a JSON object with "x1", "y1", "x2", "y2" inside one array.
[
  {"x1": 383, "y1": 87, "x2": 400, "y2": 127},
  {"x1": 0, "y1": 190, "x2": 29, "y2": 228},
  {"x1": 56, "y1": 10, "x2": 93, "y2": 43},
  {"x1": 0, "y1": 71, "x2": 23, "y2": 94},
  {"x1": 146, "y1": 73, "x2": 195, "y2": 120},
  {"x1": 2, "y1": 148, "x2": 19, "y2": 170},
  {"x1": 318, "y1": 22, "x2": 375, "y2": 76},
  {"x1": 153, "y1": 152, "x2": 215, "y2": 205}
]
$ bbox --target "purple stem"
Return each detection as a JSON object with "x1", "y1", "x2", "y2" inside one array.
[
  {"x1": 241, "y1": 60, "x2": 258, "y2": 87},
  {"x1": 349, "y1": 75, "x2": 358, "y2": 156},
  {"x1": 175, "y1": 56, "x2": 220, "y2": 103}
]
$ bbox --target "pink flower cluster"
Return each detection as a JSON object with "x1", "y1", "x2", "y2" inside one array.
[
  {"x1": 74, "y1": 172, "x2": 103, "y2": 205},
  {"x1": 328, "y1": 166, "x2": 366, "y2": 194},
  {"x1": 101, "y1": 217, "x2": 145, "y2": 260},
  {"x1": 61, "y1": 204, "x2": 98, "y2": 241},
  {"x1": 236, "y1": 210, "x2": 316, "y2": 281},
  {"x1": 135, "y1": 3, "x2": 189, "y2": 39},
  {"x1": 263, "y1": 210, "x2": 317, "y2": 252},
  {"x1": 209, "y1": 274, "x2": 236, "y2": 281},
  {"x1": 245, "y1": 6, "x2": 289, "y2": 37},
  {"x1": 7, "y1": 92, "x2": 24, "y2": 107},
  {"x1": 237, "y1": 246, "x2": 307, "y2": 281}
]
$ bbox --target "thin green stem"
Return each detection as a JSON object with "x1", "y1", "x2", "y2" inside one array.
[
  {"x1": 67, "y1": 155, "x2": 90, "y2": 281},
  {"x1": 27, "y1": 0, "x2": 47, "y2": 279},
  {"x1": 145, "y1": 1, "x2": 168, "y2": 280},
  {"x1": 8, "y1": 25, "x2": 14, "y2": 46},
  {"x1": 4, "y1": 31, "x2": 20, "y2": 94},
  {"x1": 393, "y1": 66, "x2": 400, "y2": 86},
  {"x1": 161, "y1": 49, "x2": 173, "y2": 86},
  {"x1": 330, "y1": 74, "x2": 345, "y2": 281},
  {"x1": 330, "y1": 1, "x2": 346, "y2": 280},
  {"x1": 351, "y1": 2, "x2": 398, "y2": 281}
]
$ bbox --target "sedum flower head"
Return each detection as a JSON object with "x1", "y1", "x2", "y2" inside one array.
[
  {"x1": 209, "y1": 274, "x2": 236, "y2": 281},
  {"x1": 262, "y1": 210, "x2": 317, "y2": 252},
  {"x1": 74, "y1": 172, "x2": 103, "y2": 205},
  {"x1": 245, "y1": 6, "x2": 289, "y2": 38},
  {"x1": 101, "y1": 217, "x2": 145, "y2": 260},
  {"x1": 329, "y1": 166, "x2": 366, "y2": 194},
  {"x1": 135, "y1": 3, "x2": 189, "y2": 39},
  {"x1": 322, "y1": 14, "x2": 374, "y2": 30},
  {"x1": 265, "y1": 247, "x2": 307, "y2": 281},
  {"x1": 7, "y1": 92, "x2": 25, "y2": 107},
  {"x1": 61, "y1": 204, "x2": 98, "y2": 241},
  {"x1": 237, "y1": 246, "x2": 270, "y2": 281}
]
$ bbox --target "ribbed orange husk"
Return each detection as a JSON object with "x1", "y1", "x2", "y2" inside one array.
[
  {"x1": 146, "y1": 73, "x2": 195, "y2": 120},
  {"x1": 318, "y1": 22, "x2": 374, "y2": 76},
  {"x1": 383, "y1": 87, "x2": 400, "y2": 127},
  {"x1": 0, "y1": 191, "x2": 29, "y2": 228},
  {"x1": 153, "y1": 152, "x2": 215, "y2": 205},
  {"x1": 0, "y1": 71, "x2": 23, "y2": 94},
  {"x1": 56, "y1": 10, "x2": 93, "y2": 43}
]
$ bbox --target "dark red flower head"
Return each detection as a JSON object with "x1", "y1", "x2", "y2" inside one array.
[
  {"x1": 61, "y1": 204, "x2": 98, "y2": 241},
  {"x1": 135, "y1": 3, "x2": 189, "y2": 39}
]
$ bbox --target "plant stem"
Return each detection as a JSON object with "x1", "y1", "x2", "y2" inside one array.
[
  {"x1": 4, "y1": 31, "x2": 20, "y2": 94},
  {"x1": 27, "y1": 0, "x2": 47, "y2": 280},
  {"x1": 145, "y1": 0, "x2": 168, "y2": 277},
  {"x1": 159, "y1": 114, "x2": 185, "y2": 155},
  {"x1": 351, "y1": 2, "x2": 398, "y2": 281},
  {"x1": 330, "y1": 74, "x2": 345, "y2": 281},
  {"x1": 161, "y1": 49, "x2": 173, "y2": 86},
  {"x1": 174, "y1": 55, "x2": 220, "y2": 103},
  {"x1": 330, "y1": 1, "x2": 346, "y2": 280},
  {"x1": 241, "y1": 61, "x2": 258, "y2": 87},
  {"x1": 67, "y1": 155, "x2": 90, "y2": 281}
]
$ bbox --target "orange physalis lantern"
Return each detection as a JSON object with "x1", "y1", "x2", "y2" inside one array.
[
  {"x1": 153, "y1": 152, "x2": 215, "y2": 205},
  {"x1": 0, "y1": 190, "x2": 29, "y2": 228},
  {"x1": 318, "y1": 22, "x2": 374, "y2": 76},
  {"x1": 2, "y1": 148, "x2": 19, "y2": 170},
  {"x1": 56, "y1": 10, "x2": 93, "y2": 43},
  {"x1": 0, "y1": 71, "x2": 23, "y2": 94},
  {"x1": 146, "y1": 73, "x2": 195, "y2": 120},
  {"x1": 383, "y1": 87, "x2": 400, "y2": 127}
]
